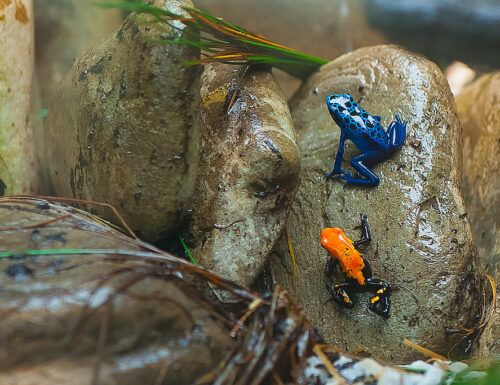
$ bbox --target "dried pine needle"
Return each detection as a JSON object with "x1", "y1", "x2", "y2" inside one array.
[
  {"x1": 403, "y1": 338, "x2": 447, "y2": 361},
  {"x1": 284, "y1": 226, "x2": 297, "y2": 281}
]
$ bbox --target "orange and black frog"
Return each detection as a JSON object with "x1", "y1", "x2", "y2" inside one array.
[{"x1": 321, "y1": 214, "x2": 391, "y2": 318}]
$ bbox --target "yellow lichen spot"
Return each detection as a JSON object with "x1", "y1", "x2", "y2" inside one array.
[
  {"x1": 201, "y1": 85, "x2": 228, "y2": 108},
  {"x1": 0, "y1": 0, "x2": 12, "y2": 12},
  {"x1": 371, "y1": 296, "x2": 380, "y2": 304},
  {"x1": 14, "y1": 0, "x2": 28, "y2": 24}
]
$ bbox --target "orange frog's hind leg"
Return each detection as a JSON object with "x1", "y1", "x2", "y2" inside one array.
[
  {"x1": 365, "y1": 278, "x2": 391, "y2": 318},
  {"x1": 326, "y1": 282, "x2": 355, "y2": 309}
]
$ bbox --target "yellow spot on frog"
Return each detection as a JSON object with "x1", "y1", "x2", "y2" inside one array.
[
  {"x1": 201, "y1": 85, "x2": 228, "y2": 108},
  {"x1": 343, "y1": 296, "x2": 350, "y2": 303},
  {"x1": 371, "y1": 296, "x2": 380, "y2": 304},
  {"x1": 377, "y1": 289, "x2": 384, "y2": 294}
]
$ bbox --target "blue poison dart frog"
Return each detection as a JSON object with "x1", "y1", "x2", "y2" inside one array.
[
  {"x1": 321, "y1": 214, "x2": 391, "y2": 318},
  {"x1": 325, "y1": 93, "x2": 407, "y2": 187}
]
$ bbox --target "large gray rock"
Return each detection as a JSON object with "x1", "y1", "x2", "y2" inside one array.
[
  {"x1": 0, "y1": 0, "x2": 38, "y2": 195},
  {"x1": 186, "y1": 63, "x2": 300, "y2": 288},
  {"x1": 456, "y1": 72, "x2": 500, "y2": 356},
  {"x1": 269, "y1": 45, "x2": 480, "y2": 362},
  {"x1": 43, "y1": 0, "x2": 201, "y2": 241}
]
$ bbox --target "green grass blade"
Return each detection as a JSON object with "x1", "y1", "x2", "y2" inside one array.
[{"x1": 178, "y1": 234, "x2": 197, "y2": 265}]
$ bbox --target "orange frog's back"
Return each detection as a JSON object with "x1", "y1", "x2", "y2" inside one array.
[{"x1": 321, "y1": 227, "x2": 366, "y2": 285}]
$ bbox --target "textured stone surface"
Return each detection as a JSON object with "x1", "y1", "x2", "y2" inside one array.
[
  {"x1": 43, "y1": 0, "x2": 201, "y2": 241},
  {"x1": 0, "y1": 198, "x2": 235, "y2": 385},
  {"x1": 269, "y1": 45, "x2": 480, "y2": 362},
  {"x1": 456, "y1": 72, "x2": 500, "y2": 356},
  {"x1": 186, "y1": 63, "x2": 300, "y2": 288},
  {"x1": 0, "y1": 0, "x2": 38, "y2": 195}
]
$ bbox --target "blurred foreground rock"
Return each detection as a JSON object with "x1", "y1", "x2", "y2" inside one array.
[
  {"x1": 270, "y1": 45, "x2": 480, "y2": 362},
  {"x1": 186, "y1": 63, "x2": 300, "y2": 288},
  {"x1": 456, "y1": 72, "x2": 500, "y2": 356},
  {"x1": 43, "y1": 0, "x2": 200, "y2": 241},
  {"x1": 0, "y1": 0, "x2": 38, "y2": 195},
  {"x1": 0, "y1": 197, "x2": 234, "y2": 384}
]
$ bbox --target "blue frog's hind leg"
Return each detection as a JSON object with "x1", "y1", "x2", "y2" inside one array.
[
  {"x1": 338, "y1": 151, "x2": 386, "y2": 187},
  {"x1": 388, "y1": 114, "x2": 407, "y2": 150}
]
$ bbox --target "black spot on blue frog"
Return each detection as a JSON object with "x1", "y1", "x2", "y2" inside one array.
[{"x1": 324, "y1": 93, "x2": 407, "y2": 187}]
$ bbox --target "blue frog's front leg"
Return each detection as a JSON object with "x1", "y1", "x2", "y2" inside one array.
[
  {"x1": 388, "y1": 114, "x2": 407, "y2": 150},
  {"x1": 324, "y1": 131, "x2": 351, "y2": 179}
]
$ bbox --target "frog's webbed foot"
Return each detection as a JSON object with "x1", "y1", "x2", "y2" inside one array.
[
  {"x1": 388, "y1": 113, "x2": 407, "y2": 150},
  {"x1": 326, "y1": 282, "x2": 355, "y2": 309},
  {"x1": 324, "y1": 169, "x2": 351, "y2": 179}
]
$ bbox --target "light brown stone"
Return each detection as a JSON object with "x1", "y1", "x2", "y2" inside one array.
[{"x1": 186, "y1": 63, "x2": 300, "y2": 288}]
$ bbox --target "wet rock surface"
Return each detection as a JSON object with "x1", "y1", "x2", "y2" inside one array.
[
  {"x1": 0, "y1": 198, "x2": 235, "y2": 385},
  {"x1": 186, "y1": 63, "x2": 300, "y2": 288},
  {"x1": 456, "y1": 72, "x2": 500, "y2": 356},
  {"x1": 0, "y1": 0, "x2": 38, "y2": 195},
  {"x1": 269, "y1": 45, "x2": 480, "y2": 362},
  {"x1": 43, "y1": 0, "x2": 201, "y2": 241}
]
